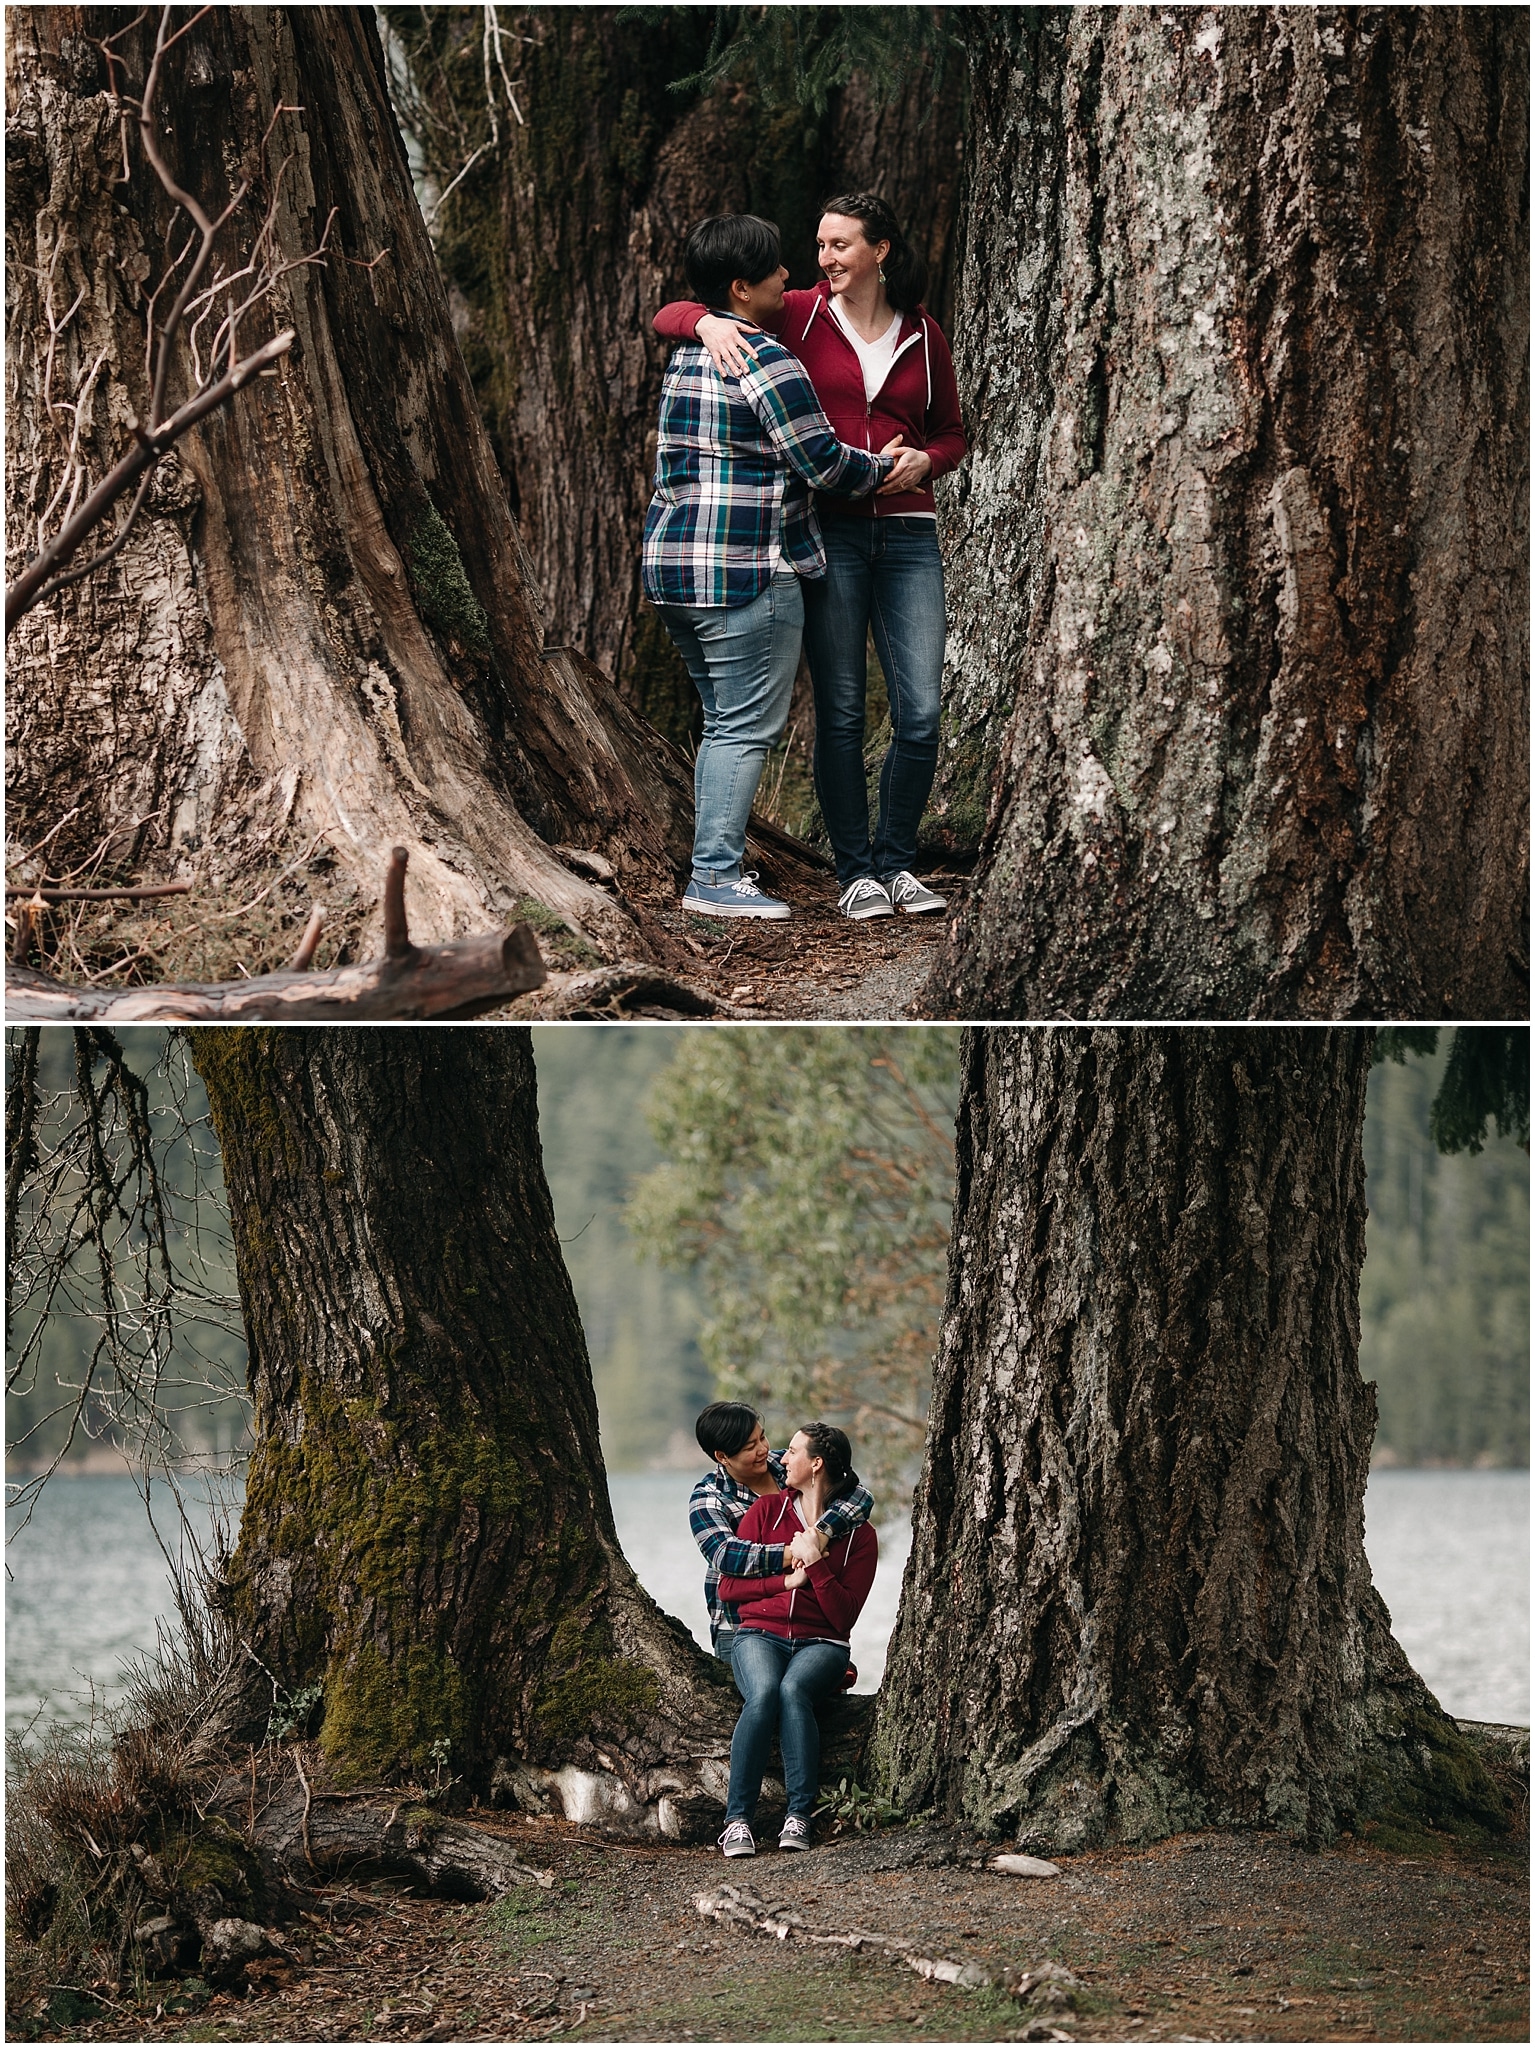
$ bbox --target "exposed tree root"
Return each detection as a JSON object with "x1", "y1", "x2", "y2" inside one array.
[
  {"x1": 509, "y1": 960, "x2": 753, "y2": 1019},
  {"x1": 211, "y1": 1776, "x2": 556, "y2": 1902},
  {"x1": 692, "y1": 1877, "x2": 1084, "y2": 2031}
]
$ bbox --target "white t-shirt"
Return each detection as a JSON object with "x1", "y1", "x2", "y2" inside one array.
[
  {"x1": 829, "y1": 298, "x2": 904, "y2": 401},
  {"x1": 827, "y1": 299, "x2": 936, "y2": 517}
]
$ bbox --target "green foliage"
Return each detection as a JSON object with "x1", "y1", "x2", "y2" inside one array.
[
  {"x1": 651, "y1": 5, "x2": 961, "y2": 118},
  {"x1": 1373, "y1": 1026, "x2": 1530, "y2": 1155},
  {"x1": 408, "y1": 501, "x2": 490, "y2": 654},
  {"x1": 628, "y1": 1027, "x2": 960, "y2": 1512},
  {"x1": 1361, "y1": 1047, "x2": 1528, "y2": 1467},
  {"x1": 813, "y1": 1774, "x2": 910, "y2": 1832},
  {"x1": 532, "y1": 1029, "x2": 709, "y2": 1469},
  {"x1": 265, "y1": 1682, "x2": 323, "y2": 1745}
]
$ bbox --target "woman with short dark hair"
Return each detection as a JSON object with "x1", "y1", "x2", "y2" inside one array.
[
  {"x1": 688, "y1": 1403, "x2": 874, "y2": 1670},
  {"x1": 655, "y1": 196, "x2": 967, "y2": 921},
  {"x1": 714, "y1": 1423, "x2": 878, "y2": 1855},
  {"x1": 643, "y1": 215, "x2": 897, "y2": 921}
]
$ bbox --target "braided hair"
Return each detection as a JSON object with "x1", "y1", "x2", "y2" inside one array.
[
  {"x1": 798, "y1": 1421, "x2": 859, "y2": 1502},
  {"x1": 819, "y1": 192, "x2": 928, "y2": 315}
]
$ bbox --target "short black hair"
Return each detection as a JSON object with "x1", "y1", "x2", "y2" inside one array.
[
  {"x1": 696, "y1": 1400, "x2": 762, "y2": 1460},
  {"x1": 684, "y1": 214, "x2": 781, "y2": 306}
]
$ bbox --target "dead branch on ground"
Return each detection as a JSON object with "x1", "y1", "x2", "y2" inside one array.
[{"x1": 5, "y1": 848, "x2": 547, "y2": 1022}]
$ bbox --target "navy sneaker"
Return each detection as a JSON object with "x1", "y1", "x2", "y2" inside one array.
[{"x1": 683, "y1": 873, "x2": 790, "y2": 920}]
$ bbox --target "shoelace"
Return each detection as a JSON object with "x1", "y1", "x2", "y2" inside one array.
[{"x1": 842, "y1": 878, "x2": 887, "y2": 907}]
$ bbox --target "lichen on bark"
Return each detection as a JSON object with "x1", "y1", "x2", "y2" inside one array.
[
  {"x1": 869, "y1": 1027, "x2": 1508, "y2": 1852},
  {"x1": 926, "y1": 8, "x2": 1527, "y2": 1019}
]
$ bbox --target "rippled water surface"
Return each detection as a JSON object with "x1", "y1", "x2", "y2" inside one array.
[{"x1": 7, "y1": 1467, "x2": 1527, "y2": 1737}]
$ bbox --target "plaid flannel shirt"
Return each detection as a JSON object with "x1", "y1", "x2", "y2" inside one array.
[
  {"x1": 689, "y1": 1451, "x2": 876, "y2": 1643},
  {"x1": 642, "y1": 327, "x2": 892, "y2": 608}
]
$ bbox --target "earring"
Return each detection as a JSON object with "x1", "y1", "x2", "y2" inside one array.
[{"x1": 879, "y1": 266, "x2": 887, "y2": 283}]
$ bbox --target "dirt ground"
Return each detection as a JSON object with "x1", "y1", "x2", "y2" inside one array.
[
  {"x1": 30, "y1": 1812, "x2": 1527, "y2": 2047},
  {"x1": 647, "y1": 865, "x2": 965, "y2": 1020}
]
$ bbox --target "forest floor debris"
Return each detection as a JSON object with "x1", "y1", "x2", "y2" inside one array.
[
  {"x1": 648, "y1": 868, "x2": 967, "y2": 1020},
  {"x1": 18, "y1": 1812, "x2": 1526, "y2": 2044}
]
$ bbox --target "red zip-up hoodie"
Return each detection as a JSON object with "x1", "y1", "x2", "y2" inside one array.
[
  {"x1": 716, "y1": 1488, "x2": 878, "y2": 1643},
  {"x1": 653, "y1": 282, "x2": 966, "y2": 521}
]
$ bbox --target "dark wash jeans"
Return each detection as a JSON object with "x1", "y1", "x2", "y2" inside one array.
[
  {"x1": 724, "y1": 1631, "x2": 847, "y2": 1823},
  {"x1": 802, "y1": 515, "x2": 946, "y2": 885}
]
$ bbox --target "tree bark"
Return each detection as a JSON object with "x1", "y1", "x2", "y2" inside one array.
[
  {"x1": 869, "y1": 1027, "x2": 1508, "y2": 1851},
  {"x1": 192, "y1": 1027, "x2": 737, "y2": 1831},
  {"x1": 927, "y1": 8, "x2": 1527, "y2": 1018},
  {"x1": 4, "y1": 7, "x2": 698, "y2": 971},
  {"x1": 407, "y1": 8, "x2": 966, "y2": 739}
]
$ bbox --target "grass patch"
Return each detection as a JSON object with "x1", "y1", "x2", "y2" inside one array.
[{"x1": 510, "y1": 897, "x2": 600, "y2": 969}]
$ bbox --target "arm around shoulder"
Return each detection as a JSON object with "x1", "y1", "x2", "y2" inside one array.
[{"x1": 653, "y1": 299, "x2": 707, "y2": 342}]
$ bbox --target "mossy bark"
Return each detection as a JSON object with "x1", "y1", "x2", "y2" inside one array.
[
  {"x1": 869, "y1": 1027, "x2": 1508, "y2": 1852},
  {"x1": 927, "y1": 8, "x2": 1527, "y2": 1017},
  {"x1": 5, "y1": 8, "x2": 696, "y2": 964},
  {"x1": 400, "y1": 8, "x2": 966, "y2": 740},
  {"x1": 192, "y1": 1028, "x2": 734, "y2": 1811}
]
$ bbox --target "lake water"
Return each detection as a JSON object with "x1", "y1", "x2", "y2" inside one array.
[{"x1": 6, "y1": 1468, "x2": 1528, "y2": 1739}]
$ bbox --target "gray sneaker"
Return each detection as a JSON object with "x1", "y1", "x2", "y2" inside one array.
[
  {"x1": 777, "y1": 1814, "x2": 812, "y2": 1852},
  {"x1": 885, "y1": 870, "x2": 947, "y2": 915},
  {"x1": 837, "y1": 876, "x2": 895, "y2": 920},
  {"x1": 683, "y1": 873, "x2": 790, "y2": 920},
  {"x1": 719, "y1": 1820, "x2": 756, "y2": 1858}
]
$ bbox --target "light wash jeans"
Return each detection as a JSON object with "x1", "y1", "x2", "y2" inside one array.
[
  {"x1": 654, "y1": 569, "x2": 803, "y2": 885},
  {"x1": 801, "y1": 517, "x2": 946, "y2": 884},
  {"x1": 724, "y1": 1631, "x2": 847, "y2": 1823}
]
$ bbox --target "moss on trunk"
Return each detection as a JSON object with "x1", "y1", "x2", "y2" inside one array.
[{"x1": 193, "y1": 1028, "x2": 731, "y2": 1803}]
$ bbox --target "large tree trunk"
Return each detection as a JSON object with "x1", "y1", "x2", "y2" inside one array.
[
  {"x1": 869, "y1": 1027, "x2": 1507, "y2": 1850},
  {"x1": 5, "y1": 7, "x2": 697, "y2": 973},
  {"x1": 927, "y1": 8, "x2": 1527, "y2": 1018},
  {"x1": 192, "y1": 1027, "x2": 738, "y2": 1835},
  {"x1": 405, "y1": 8, "x2": 966, "y2": 741}
]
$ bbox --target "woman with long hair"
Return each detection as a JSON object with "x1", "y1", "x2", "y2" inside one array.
[
  {"x1": 654, "y1": 195, "x2": 967, "y2": 921},
  {"x1": 714, "y1": 1423, "x2": 878, "y2": 1855}
]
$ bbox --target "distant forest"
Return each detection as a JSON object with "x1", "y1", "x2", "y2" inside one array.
[{"x1": 5, "y1": 1030, "x2": 1527, "y2": 1476}]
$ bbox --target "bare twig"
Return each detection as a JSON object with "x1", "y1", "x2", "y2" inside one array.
[
  {"x1": 288, "y1": 906, "x2": 324, "y2": 971},
  {"x1": 4, "y1": 882, "x2": 192, "y2": 903},
  {"x1": 293, "y1": 1746, "x2": 317, "y2": 1873},
  {"x1": 5, "y1": 6, "x2": 351, "y2": 634},
  {"x1": 382, "y1": 845, "x2": 415, "y2": 960}
]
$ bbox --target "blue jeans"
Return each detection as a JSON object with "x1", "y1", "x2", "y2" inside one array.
[
  {"x1": 802, "y1": 517, "x2": 946, "y2": 884},
  {"x1": 654, "y1": 570, "x2": 803, "y2": 884},
  {"x1": 725, "y1": 1631, "x2": 848, "y2": 1823}
]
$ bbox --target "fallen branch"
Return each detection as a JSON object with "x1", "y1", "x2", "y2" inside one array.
[
  {"x1": 4, "y1": 882, "x2": 193, "y2": 902},
  {"x1": 517, "y1": 961, "x2": 753, "y2": 1020},
  {"x1": 4, "y1": 848, "x2": 546, "y2": 1021}
]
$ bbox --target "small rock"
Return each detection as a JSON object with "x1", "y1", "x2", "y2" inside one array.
[
  {"x1": 993, "y1": 1854, "x2": 1063, "y2": 1879},
  {"x1": 200, "y1": 1917, "x2": 269, "y2": 1986},
  {"x1": 1005, "y1": 1959, "x2": 1083, "y2": 2012}
]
